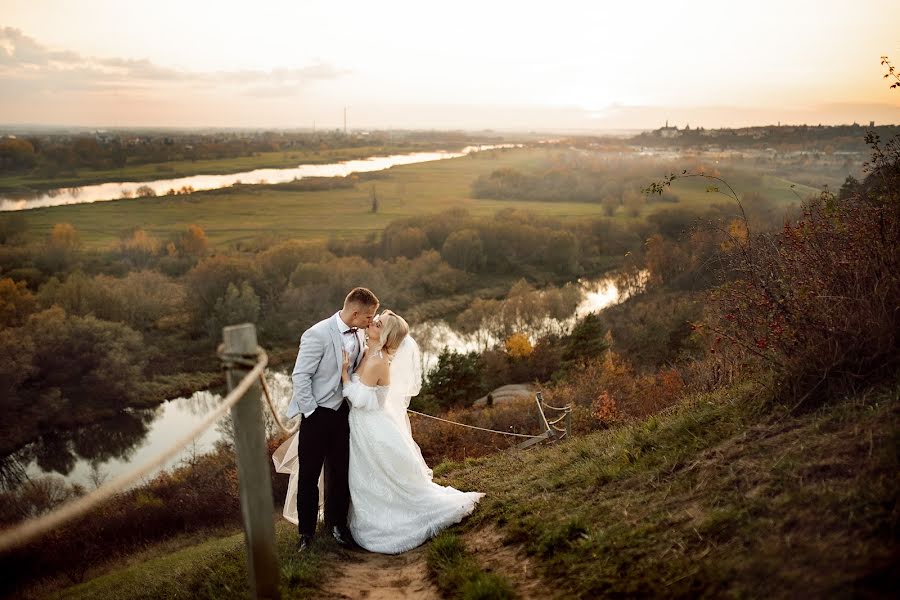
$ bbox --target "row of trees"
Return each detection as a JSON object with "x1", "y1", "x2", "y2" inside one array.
[
  {"x1": 471, "y1": 158, "x2": 681, "y2": 212},
  {"x1": 0, "y1": 129, "x2": 503, "y2": 179}
]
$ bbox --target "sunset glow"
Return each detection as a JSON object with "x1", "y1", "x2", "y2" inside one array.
[{"x1": 1, "y1": 0, "x2": 899, "y2": 129}]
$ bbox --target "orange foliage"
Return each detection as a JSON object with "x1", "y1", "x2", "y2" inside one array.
[{"x1": 504, "y1": 332, "x2": 533, "y2": 358}]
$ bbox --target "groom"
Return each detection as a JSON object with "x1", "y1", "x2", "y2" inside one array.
[{"x1": 287, "y1": 287, "x2": 379, "y2": 553}]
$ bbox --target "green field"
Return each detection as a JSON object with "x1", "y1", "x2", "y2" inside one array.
[{"x1": 15, "y1": 148, "x2": 819, "y2": 249}]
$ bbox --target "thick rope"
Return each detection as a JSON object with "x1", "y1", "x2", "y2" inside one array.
[
  {"x1": 406, "y1": 409, "x2": 538, "y2": 438},
  {"x1": 0, "y1": 351, "x2": 268, "y2": 554},
  {"x1": 547, "y1": 413, "x2": 569, "y2": 426},
  {"x1": 540, "y1": 400, "x2": 570, "y2": 412},
  {"x1": 259, "y1": 374, "x2": 300, "y2": 436}
]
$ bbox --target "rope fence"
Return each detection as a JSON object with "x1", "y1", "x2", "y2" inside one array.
[
  {"x1": 259, "y1": 372, "x2": 300, "y2": 436},
  {"x1": 406, "y1": 409, "x2": 537, "y2": 438},
  {"x1": 0, "y1": 322, "x2": 572, "y2": 598},
  {"x1": 0, "y1": 357, "x2": 571, "y2": 555}
]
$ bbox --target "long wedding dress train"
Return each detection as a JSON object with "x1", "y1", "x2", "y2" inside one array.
[{"x1": 343, "y1": 375, "x2": 483, "y2": 554}]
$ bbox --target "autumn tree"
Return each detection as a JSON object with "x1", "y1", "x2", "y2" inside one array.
[
  {"x1": 184, "y1": 255, "x2": 259, "y2": 330},
  {"x1": 179, "y1": 224, "x2": 208, "y2": 257},
  {"x1": 0, "y1": 138, "x2": 37, "y2": 170},
  {"x1": 26, "y1": 306, "x2": 147, "y2": 409},
  {"x1": 205, "y1": 281, "x2": 261, "y2": 339},
  {"x1": 118, "y1": 227, "x2": 160, "y2": 268},
  {"x1": 383, "y1": 226, "x2": 428, "y2": 259},
  {"x1": 440, "y1": 228, "x2": 486, "y2": 272},
  {"x1": 40, "y1": 223, "x2": 82, "y2": 271},
  {"x1": 0, "y1": 278, "x2": 37, "y2": 327}
]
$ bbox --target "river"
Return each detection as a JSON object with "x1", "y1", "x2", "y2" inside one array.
[
  {"x1": 7, "y1": 271, "x2": 646, "y2": 491},
  {"x1": 0, "y1": 144, "x2": 518, "y2": 211}
]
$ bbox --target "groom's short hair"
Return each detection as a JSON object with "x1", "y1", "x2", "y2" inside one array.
[{"x1": 344, "y1": 287, "x2": 379, "y2": 308}]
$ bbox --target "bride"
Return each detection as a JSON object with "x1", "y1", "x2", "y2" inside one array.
[{"x1": 276, "y1": 310, "x2": 483, "y2": 554}]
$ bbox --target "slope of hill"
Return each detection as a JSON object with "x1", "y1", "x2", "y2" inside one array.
[
  {"x1": 440, "y1": 379, "x2": 898, "y2": 598},
  {"x1": 43, "y1": 377, "x2": 897, "y2": 599}
]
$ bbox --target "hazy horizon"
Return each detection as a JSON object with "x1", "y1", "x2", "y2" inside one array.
[{"x1": 2, "y1": 0, "x2": 899, "y2": 130}]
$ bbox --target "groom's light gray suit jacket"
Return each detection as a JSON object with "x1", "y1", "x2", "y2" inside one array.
[{"x1": 287, "y1": 313, "x2": 365, "y2": 419}]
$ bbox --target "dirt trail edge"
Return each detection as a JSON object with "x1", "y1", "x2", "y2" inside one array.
[{"x1": 320, "y1": 527, "x2": 553, "y2": 599}]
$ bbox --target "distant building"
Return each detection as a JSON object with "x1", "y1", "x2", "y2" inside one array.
[{"x1": 658, "y1": 120, "x2": 681, "y2": 138}]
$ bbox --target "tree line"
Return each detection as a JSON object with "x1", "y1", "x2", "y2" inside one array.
[
  {"x1": 0, "y1": 203, "x2": 654, "y2": 461},
  {"x1": 471, "y1": 156, "x2": 681, "y2": 213},
  {"x1": 0, "y1": 129, "x2": 503, "y2": 179}
]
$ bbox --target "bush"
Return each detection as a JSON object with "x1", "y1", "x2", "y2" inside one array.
[
  {"x1": 412, "y1": 397, "x2": 541, "y2": 464},
  {"x1": 542, "y1": 350, "x2": 687, "y2": 429},
  {"x1": 706, "y1": 187, "x2": 900, "y2": 405},
  {"x1": 204, "y1": 281, "x2": 261, "y2": 338},
  {"x1": 0, "y1": 447, "x2": 242, "y2": 590},
  {"x1": 422, "y1": 350, "x2": 487, "y2": 410}
]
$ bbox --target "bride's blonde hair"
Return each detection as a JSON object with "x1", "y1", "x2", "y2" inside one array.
[{"x1": 377, "y1": 310, "x2": 409, "y2": 357}]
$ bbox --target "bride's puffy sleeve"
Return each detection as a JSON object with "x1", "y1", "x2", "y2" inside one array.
[{"x1": 343, "y1": 380, "x2": 380, "y2": 411}]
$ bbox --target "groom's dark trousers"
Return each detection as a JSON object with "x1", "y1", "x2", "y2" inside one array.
[{"x1": 296, "y1": 400, "x2": 351, "y2": 537}]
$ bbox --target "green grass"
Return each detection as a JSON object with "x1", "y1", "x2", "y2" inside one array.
[
  {"x1": 50, "y1": 521, "x2": 334, "y2": 600},
  {"x1": 0, "y1": 145, "x2": 437, "y2": 192},
  {"x1": 436, "y1": 379, "x2": 899, "y2": 598},
  {"x1": 427, "y1": 532, "x2": 516, "y2": 600},
  {"x1": 667, "y1": 171, "x2": 819, "y2": 209},
  {"x1": 16, "y1": 148, "x2": 816, "y2": 249}
]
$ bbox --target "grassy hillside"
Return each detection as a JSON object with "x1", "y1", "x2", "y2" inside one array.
[
  {"x1": 38, "y1": 378, "x2": 896, "y2": 599},
  {"x1": 45, "y1": 521, "x2": 334, "y2": 600},
  {"x1": 14, "y1": 148, "x2": 817, "y2": 249},
  {"x1": 439, "y1": 379, "x2": 899, "y2": 598}
]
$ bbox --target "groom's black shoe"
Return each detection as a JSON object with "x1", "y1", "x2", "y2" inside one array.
[
  {"x1": 332, "y1": 525, "x2": 360, "y2": 550},
  {"x1": 297, "y1": 534, "x2": 313, "y2": 554}
]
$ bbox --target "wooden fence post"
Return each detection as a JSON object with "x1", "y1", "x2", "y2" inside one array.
[
  {"x1": 222, "y1": 324, "x2": 281, "y2": 600},
  {"x1": 535, "y1": 392, "x2": 551, "y2": 434}
]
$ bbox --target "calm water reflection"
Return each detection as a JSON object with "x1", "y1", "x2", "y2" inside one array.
[
  {"x1": 413, "y1": 271, "x2": 649, "y2": 369},
  {"x1": 5, "y1": 373, "x2": 294, "y2": 491}
]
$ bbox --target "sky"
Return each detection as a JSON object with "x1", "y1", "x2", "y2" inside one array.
[{"x1": 1, "y1": 0, "x2": 899, "y2": 131}]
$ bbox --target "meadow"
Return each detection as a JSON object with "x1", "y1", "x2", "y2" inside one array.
[{"x1": 13, "y1": 147, "x2": 817, "y2": 249}]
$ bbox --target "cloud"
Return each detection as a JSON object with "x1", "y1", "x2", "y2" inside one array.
[
  {"x1": 0, "y1": 27, "x2": 347, "y2": 95},
  {"x1": 0, "y1": 27, "x2": 82, "y2": 66}
]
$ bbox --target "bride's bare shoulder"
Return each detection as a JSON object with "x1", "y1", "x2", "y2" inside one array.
[{"x1": 369, "y1": 353, "x2": 391, "y2": 380}]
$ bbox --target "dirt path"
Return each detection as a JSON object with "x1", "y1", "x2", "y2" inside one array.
[
  {"x1": 321, "y1": 527, "x2": 554, "y2": 599},
  {"x1": 321, "y1": 545, "x2": 439, "y2": 599},
  {"x1": 464, "y1": 526, "x2": 554, "y2": 599}
]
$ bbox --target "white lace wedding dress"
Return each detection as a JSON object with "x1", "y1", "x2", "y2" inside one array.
[{"x1": 274, "y1": 337, "x2": 483, "y2": 555}]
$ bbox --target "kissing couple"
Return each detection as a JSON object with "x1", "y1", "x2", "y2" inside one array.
[{"x1": 273, "y1": 287, "x2": 483, "y2": 554}]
